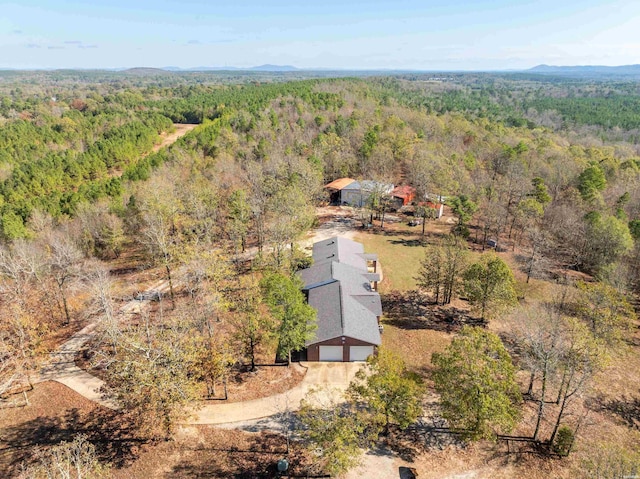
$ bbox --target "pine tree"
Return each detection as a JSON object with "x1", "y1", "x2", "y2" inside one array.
[
  {"x1": 463, "y1": 253, "x2": 517, "y2": 321},
  {"x1": 432, "y1": 326, "x2": 522, "y2": 440}
]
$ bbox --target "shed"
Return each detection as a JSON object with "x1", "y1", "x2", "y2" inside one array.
[
  {"x1": 418, "y1": 201, "x2": 445, "y2": 219},
  {"x1": 339, "y1": 180, "x2": 394, "y2": 207},
  {"x1": 391, "y1": 185, "x2": 416, "y2": 209}
]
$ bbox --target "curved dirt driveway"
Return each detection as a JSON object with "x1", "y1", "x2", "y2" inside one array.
[
  {"x1": 190, "y1": 362, "x2": 361, "y2": 425},
  {"x1": 38, "y1": 206, "x2": 363, "y2": 424}
]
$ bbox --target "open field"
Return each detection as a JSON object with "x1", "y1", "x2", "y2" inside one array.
[{"x1": 355, "y1": 214, "x2": 453, "y2": 292}]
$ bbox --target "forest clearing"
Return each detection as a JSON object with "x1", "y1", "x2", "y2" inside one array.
[{"x1": 150, "y1": 124, "x2": 198, "y2": 154}]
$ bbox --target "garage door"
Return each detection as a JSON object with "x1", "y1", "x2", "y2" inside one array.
[
  {"x1": 349, "y1": 346, "x2": 374, "y2": 362},
  {"x1": 319, "y1": 346, "x2": 343, "y2": 362}
]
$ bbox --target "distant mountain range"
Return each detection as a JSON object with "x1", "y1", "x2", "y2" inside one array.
[
  {"x1": 5, "y1": 64, "x2": 640, "y2": 79},
  {"x1": 161, "y1": 64, "x2": 300, "y2": 72},
  {"x1": 527, "y1": 64, "x2": 640, "y2": 77},
  {"x1": 149, "y1": 64, "x2": 640, "y2": 77},
  {"x1": 122, "y1": 67, "x2": 174, "y2": 75}
]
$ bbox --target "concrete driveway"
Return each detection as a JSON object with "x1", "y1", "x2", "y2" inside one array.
[
  {"x1": 299, "y1": 206, "x2": 358, "y2": 250},
  {"x1": 190, "y1": 362, "x2": 363, "y2": 425},
  {"x1": 37, "y1": 279, "x2": 175, "y2": 410}
]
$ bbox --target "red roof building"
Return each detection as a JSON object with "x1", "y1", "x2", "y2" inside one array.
[
  {"x1": 324, "y1": 178, "x2": 356, "y2": 191},
  {"x1": 391, "y1": 185, "x2": 416, "y2": 206}
]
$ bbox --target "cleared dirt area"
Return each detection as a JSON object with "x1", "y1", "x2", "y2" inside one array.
[
  {"x1": 203, "y1": 363, "x2": 305, "y2": 403},
  {"x1": 301, "y1": 205, "x2": 359, "y2": 248},
  {"x1": 0, "y1": 382, "x2": 133, "y2": 477},
  {"x1": 112, "y1": 426, "x2": 314, "y2": 479},
  {"x1": 151, "y1": 124, "x2": 197, "y2": 153}
]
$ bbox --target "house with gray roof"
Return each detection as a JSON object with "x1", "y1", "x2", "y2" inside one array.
[{"x1": 299, "y1": 237, "x2": 383, "y2": 361}]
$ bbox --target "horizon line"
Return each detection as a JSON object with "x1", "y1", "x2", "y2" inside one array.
[{"x1": 2, "y1": 63, "x2": 640, "y2": 73}]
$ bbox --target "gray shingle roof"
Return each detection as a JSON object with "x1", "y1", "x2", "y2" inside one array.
[
  {"x1": 298, "y1": 261, "x2": 333, "y2": 289},
  {"x1": 307, "y1": 282, "x2": 343, "y2": 343},
  {"x1": 300, "y1": 236, "x2": 382, "y2": 346},
  {"x1": 312, "y1": 237, "x2": 367, "y2": 270}
]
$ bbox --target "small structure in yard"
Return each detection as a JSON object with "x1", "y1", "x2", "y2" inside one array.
[
  {"x1": 134, "y1": 290, "x2": 162, "y2": 301},
  {"x1": 324, "y1": 178, "x2": 394, "y2": 207},
  {"x1": 299, "y1": 237, "x2": 383, "y2": 362},
  {"x1": 390, "y1": 185, "x2": 416, "y2": 209}
]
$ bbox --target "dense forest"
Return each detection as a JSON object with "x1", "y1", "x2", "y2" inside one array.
[
  {"x1": 1, "y1": 70, "x2": 640, "y2": 478},
  {"x1": 2, "y1": 71, "x2": 640, "y2": 279}
]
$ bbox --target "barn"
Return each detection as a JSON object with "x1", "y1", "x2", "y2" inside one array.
[
  {"x1": 324, "y1": 178, "x2": 394, "y2": 207},
  {"x1": 339, "y1": 180, "x2": 394, "y2": 207},
  {"x1": 324, "y1": 177, "x2": 356, "y2": 204},
  {"x1": 299, "y1": 237, "x2": 383, "y2": 362}
]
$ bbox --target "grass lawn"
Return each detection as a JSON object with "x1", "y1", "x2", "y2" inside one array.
[
  {"x1": 382, "y1": 320, "x2": 452, "y2": 375},
  {"x1": 355, "y1": 228, "x2": 426, "y2": 293},
  {"x1": 355, "y1": 224, "x2": 455, "y2": 373}
]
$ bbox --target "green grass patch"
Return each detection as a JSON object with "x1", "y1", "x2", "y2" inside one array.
[{"x1": 355, "y1": 230, "x2": 425, "y2": 293}]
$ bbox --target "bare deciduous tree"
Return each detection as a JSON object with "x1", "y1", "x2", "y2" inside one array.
[{"x1": 45, "y1": 230, "x2": 83, "y2": 325}]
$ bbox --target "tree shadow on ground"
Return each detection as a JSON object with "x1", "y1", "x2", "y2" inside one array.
[
  {"x1": 373, "y1": 419, "x2": 468, "y2": 465},
  {"x1": 513, "y1": 254, "x2": 549, "y2": 279},
  {"x1": 382, "y1": 290, "x2": 485, "y2": 333},
  {"x1": 372, "y1": 228, "x2": 418, "y2": 238},
  {"x1": 597, "y1": 395, "x2": 640, "y2": 430},
  {"x1": 220, "y1": 412, "x2": 304, "y2": 435},
  {"x1": 0, "y1": 406, "x2": 144, "y2": 476},
  {"x1": 499, "y1": 332, "x2": 527, "y2": 367},
  {"x1": 375, "y1": 227, "x2": 451, "y2": 241},
  {"x1": 388, "y1": 238, "x2": 425, "y2": 247},
  {"x1": 624, "y1": 334, "x2": 640, "y2": 348},
  {"x1": 165, "y1": 432, "x2": 314, "y2": 479},
  {"x1": 399, "y1": 466, "x2": 419, "y2": 479}
]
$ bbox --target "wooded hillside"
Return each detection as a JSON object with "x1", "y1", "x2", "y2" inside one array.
[{"x1": 1, "y1": 71, "x2": 639, "y2": 478}]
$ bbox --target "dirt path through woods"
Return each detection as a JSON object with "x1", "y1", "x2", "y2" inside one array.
[{"x1": 151, "y1": 124, "x2": 197, "y2": 153}]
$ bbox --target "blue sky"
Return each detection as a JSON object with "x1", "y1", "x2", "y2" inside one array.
[{"x1": 1, "y1": 0, "x2": 639, "y2": 70}]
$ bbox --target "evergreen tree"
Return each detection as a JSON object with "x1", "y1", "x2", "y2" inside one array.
[
  {"x1": 260, "y1": 272, "x2": 317, "y2": 364},
  {"x1": 432, "y1": 326, "x2": 522, "y2": 440},
  {"x1": 463, "y1": 253, "x2": 517, "y2": 321}
]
